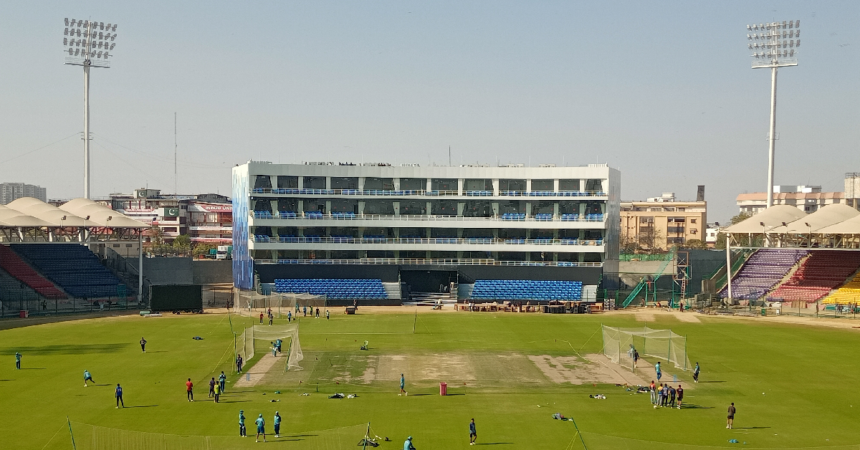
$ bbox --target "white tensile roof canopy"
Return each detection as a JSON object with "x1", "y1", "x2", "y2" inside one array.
[
  {"x1": 724, "y1": 205, "x2": 807, "y2": 234},
  {"x1": 1, "y1": 197, "x2": 146, "y2": 228},
  {"x1": 725, "y1": 204, "x2": 860, "y2": 240}
]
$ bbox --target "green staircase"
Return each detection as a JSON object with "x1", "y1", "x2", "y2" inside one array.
[{"x1": 621, "y1": 251, "x2": 675, "y2": 308}]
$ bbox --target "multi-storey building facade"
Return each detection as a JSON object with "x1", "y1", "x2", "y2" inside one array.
[
  {"x1": 0, "y1": 183, "x2": 46, "y2": 204},
  {"x1": 232, "y1": 161, "x2": 620, "y2": 295},
  {"x1": 111, "y1": 189, "x2": 231, "y2": 244},
  {"x1": 735, "y1": 184, "x2": 860, "y2": 215},
  {"x1": 620, "y1": 193, "x2": 707, "y2": 251}
]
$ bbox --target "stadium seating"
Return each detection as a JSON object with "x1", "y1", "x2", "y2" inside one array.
[
  {"x1": 273, "y1": 278, "x2": 389, "y2": 300},
  {"x1": 0, "y1": 245, "x2": 66, "y2": 299},
  {"x1": 501, "y1": 213, "x2": 526, "y2": 221},
  {"x1": 534, "y1": 213, "x2": 553, "y2": 221},
  {"x1": 719, "y1": 249, "x2": 807, "y2": 300},
  {"x1": 469, "y1": 279, "x2": 583, "y2": 301},
  {"x1": 10, "y1": 244, "x2": 124, "y2": 299},
  {"x1": 768, "y1": 251, "x2": 860, "y2": 303},
  {"x1": 0, "y1": 267, "x2": 44, "y2": 301},
  {"x1": 823, "y1": 271, "x2": 860, "y2": 305},
  {"x1": 560, "y1": 214, "x2": 580, "y2": 221}
]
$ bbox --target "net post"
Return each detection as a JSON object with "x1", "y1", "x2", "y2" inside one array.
[
  {"x1": 684, "y1": 334, "x2": 688, "y2": 371},
  {"x1": 600, "y1": 324, "x2": 604, "y2": 356},
  {"x1": 568, "y1": 416, "x2": 589, "y2": 450},
  {"x1": 363, "y1": 422, "x2": 371, "y2": 450},
  {"x1": 668, "y1": 329, "x2": 672, "y2": 366},
  {"x1": 67, "y1": 416, "x2": 77, "y2": 450}
]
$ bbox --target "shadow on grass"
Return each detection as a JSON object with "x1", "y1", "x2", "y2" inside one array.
[
  {"x1": 408, "y1": 393, "x2": 431, "y2": 397},
  {"x1": 221, "y1": 400, "x2": 251, "y2": 404},
  {"x1": 126, "y1": 405, "x2": 158, "y2": 408},
  {"x1": 735, "y1": 426, "x2": 770, "y2": 430},
  {"x1": 287, "y1": 434, "x2": 318, "y2": 438},
  {"x1": 1, "y1": 343, "x2": 131, "y2": 355},
  {"x1": 445, "y1": 393, "x2": 466, "y2": 396},
  {"x1": 698, "y1": 380, "x2": 725, "y2": 383},
  {"x1": 20, "y1": 367, "x2": 46, "y2": 370},
  {"x1": 681, "y1": 404, "x2": 713, "y2": 409},
  {"x1": 476, "y1": 444, "x2": 513, "y2": 446}
]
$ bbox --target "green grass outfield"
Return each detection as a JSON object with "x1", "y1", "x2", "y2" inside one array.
[{"x1": 1, "y1": 310, "x2": 860, "y2": 449}]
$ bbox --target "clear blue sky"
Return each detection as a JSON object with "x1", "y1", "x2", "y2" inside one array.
[{"x1": 1, "y1": 1, "x2": 857, "y2": 222}]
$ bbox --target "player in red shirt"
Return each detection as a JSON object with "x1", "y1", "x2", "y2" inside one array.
[{"x1": 186, "y1": 378, "x2": 194, "y2": 402}]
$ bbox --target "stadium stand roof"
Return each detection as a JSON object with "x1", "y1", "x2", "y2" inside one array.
[
  {"x1": 60, "y1": 198, "x2": 147, "y2": 228},
  {"x1": 769, "y1": 204, "x2": 860, "y2": 234},
  {"x1": 818, "y1": 213, "x2": 860, "y2": 234},
  {"x1": 724, "y1": 205, "x2": 807, "y2": 234},
  {"x1": 0, "y1": 205, "x2": 52, "y2": 227},
  {"x1": 2, "y1": 197, "x2": 146, "y2": 228}
]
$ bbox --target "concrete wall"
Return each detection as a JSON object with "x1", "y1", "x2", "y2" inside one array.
[
  {"x1": 143, "y1": 257, "x2": 193, "y2": 285},
  {"x1": 192, "y1": 260, "x2": 233, "y2": 284}
]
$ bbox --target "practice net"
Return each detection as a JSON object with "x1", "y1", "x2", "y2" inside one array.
[
  {"x1": 46, "y1": 422, "x2": 370, "y2": 450},
  {"x1": 602, "y1": 325, "x2": 691, "y2": 372},
  {"x1": 236, "y1": 324, "x2": 303, "y2": 371},
  {"x1": 233, "y1": 291, "x2": 327, "y2": 317}
]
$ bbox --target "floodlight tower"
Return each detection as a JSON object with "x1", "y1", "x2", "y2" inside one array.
[
  {"x1": 746, "y1": 20, "x2": 800, "y2": 208},
  {"x1": 62, "y1": 18, "x2": 119, "y2": 199}
]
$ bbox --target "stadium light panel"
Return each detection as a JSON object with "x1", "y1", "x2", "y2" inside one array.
[
  {"x1": 62, "y1": 18, "x2": 119, "y2": 199},
  {"x1": 745, "y1": 19, "x2": 802, "y2": 209}
]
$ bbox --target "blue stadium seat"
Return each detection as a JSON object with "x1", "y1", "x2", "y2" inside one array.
[
  {"x1": 11, "y1": 244, "x2": 125, "y2": 299},
  {"x1": 273, "y1": 278, "x2": 388, "y2": 300},
  {"x1": 468, "y1": 279, "x2": 583, "y2": 301}
]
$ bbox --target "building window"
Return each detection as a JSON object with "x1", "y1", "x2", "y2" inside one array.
[
  {"x1": 531, "y1": 179, "x2": 553, "y2": 191},
  {"x1": 690, "y1": 219, "x2": 697, "y2": 224}
]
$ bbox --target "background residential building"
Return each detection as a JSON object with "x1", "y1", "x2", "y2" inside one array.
[
  {"x1": 620, "y1": 190, "x2": 707, "y2": 251},
  {"x1": 0, "y1": 183, "x2": 46, "y2": 204}
]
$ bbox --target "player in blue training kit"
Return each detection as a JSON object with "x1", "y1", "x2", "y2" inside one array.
[
  {"x1": 255, "y1": 414, "x2": 267, "y2": 443},
  {"x1": 238, "y1": 410, "x2": 247, "y2": 437},
  {"x1": 469, "y1": 419, "x2": 477, "y2": 445},
  {"x1": 84, "y1": 370, "x2": 95, "y2": 387},
  {"x1": 219, "y1": 371, "x2": 227, "y2": 393},
  {"x1": 115, "y1": 384, "x2": 124, "y2": 408},
  {"x1": 274, "y1": 411, "x2": 281, "y2": 437},
  {"x1": 15, "y1": 352, "x2": 21, "y2": 370},
  {"x1": 404, "y1": 436, "x2": 416, "y2": 450}
]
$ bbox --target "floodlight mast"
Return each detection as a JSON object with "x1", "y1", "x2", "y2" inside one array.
[
  {"x1": 747, "y1": 20, "x2": 800, "y2": 209},
  {"x1": 63, "y1": 19, "x2": 118, "y2": 199}
]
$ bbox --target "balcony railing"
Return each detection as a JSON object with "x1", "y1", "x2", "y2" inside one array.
[
  {"x1": 250, "y1": 188, "x2": 606, "y2": 197},
  {"x1": 251, "y1": 235, "x2": 605, "y2": 246},
  {"x1": 252, "y1": 258, "x2": 603, "y2": 267},
  {"x1": 251, "y1": 211, "x2": 605, "y2": 222}
]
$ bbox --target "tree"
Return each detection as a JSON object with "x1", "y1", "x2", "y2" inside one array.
[
  {"x1": 682, "y1": 239, "x2": 708, "y2": 250},
  {"x1": 638, "y1": 227, "x2": 663, "y2": 253},
  {"x1": 621, "y1": 241, "x2": 639, "y2": 254},
  {"x1": 145, "y1": 225, "x2": 170, "y2": 255},
  {"x1": 731, "y1": 212, "x2": 752, "y2": 225},
  {"x1": 173, "y1": 234, "x2": 192, "y2": 255},
  {"x1": 193, "y1": 243, "x2": 216, "y2": 258},
  {"x1": 714, "y1": 212, "x2": 754, "y2": 249}
]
